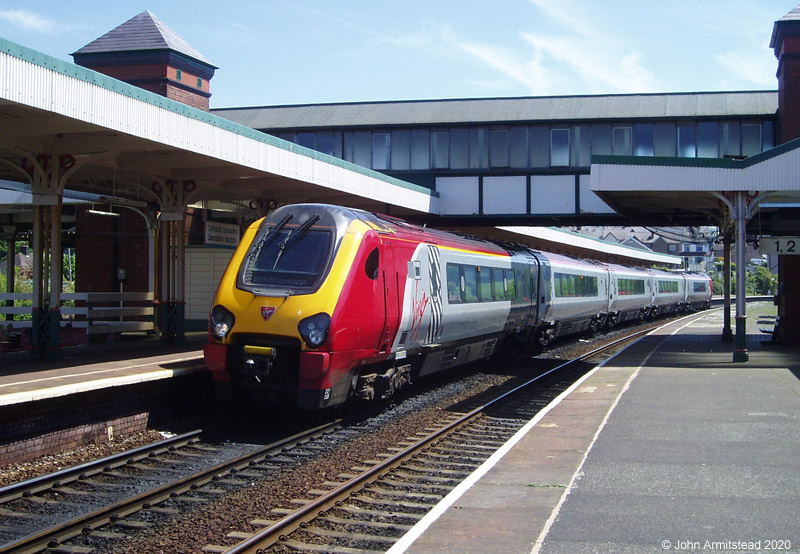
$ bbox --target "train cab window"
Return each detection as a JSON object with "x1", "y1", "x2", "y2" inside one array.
[
  {"x1": 693, "y1": 281, "x2": 707, "y2": 292},
  {"x1": 447, "y1": 264, "x2": 462, "y2": 303},
  {"x1": 365, "y1": 248, "x2": 380, "y2": 280},
  {"x1": 477, "y1": 267, "x2": 492, "y2": 301}
]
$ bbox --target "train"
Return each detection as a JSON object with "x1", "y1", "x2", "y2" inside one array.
[{"x1": 203, "y1": 203, "x2": 712, "y2": 410}]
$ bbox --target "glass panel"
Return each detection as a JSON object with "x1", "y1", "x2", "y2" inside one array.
[
  {"x1": 742, "y1": 123, "x2": 761, "y2": 156},
  {"x1": 762, "y1": 120, "x2": 775, "y2": 150},
  {"x1": 463, "y1": 266, "x2": 478, "y2": 302},
  {"x1": 446, "y1": 264, "x2": 461, "y2": 303},
  {"x1": 492, "y1": 267, "x2": 505, "y2": 300},
  {"x1": 297, "y1": 132, "x2": 315, "y2": 149},
  {"x1": 530, "y1": 126, "x2": 550, "y2": 168},
  {"x1": 431, "y1": 131, "x2": 449, "y2": 169},
  {"x1": 591, "y1": 125, "x2": 612, "y2": 156},
  {"x1": 678, "y1": 125, "x2": 696, "y2": 157},
  {"x1": 721, "y1": 122, "x2": 741, "y2": 157},
  {"x1": 697, "y1": 122, "x2": 719, "y2": 158},
  {"x1": 550, "y1": 128, "x2": 570, "y2": 167},
  {"x1": 477, "y1": 267, "x2": 493, "y2": 301},
  {"x1": 449, "y1": 128, "x2": 469, "y2": 169},
  {"x1": 612, "y1": 127, "x2": 632, "y2": 155},
  {"x1": 391, "y1": 129, "x2": 411, "y2": 170},
  {"x1": 572, "y1": 125, "x2": 591, "y2": 167},
  {"x1": 504, "y1": 269, "x2": 516, "y2": 299},
  {"x1": 410, "y1": 129, "x2": 430, "y2": 169},
  {"x1": 470, "y1": 128, "x2": 488, "y2": 168},
  {"x1": 372, "y1": 132, "x2": 390, "y2": 170},
  {"x1": 633, "y1": 124, "x2": 654, "y2": 156},
  {"x1": 654, "y1": 123, "x2": 676, "y2": 156},
  {"x1": 509, "y1": 127, "x2": 529, "y2": 168},
  {"x1": 345, "y1": 132, "x2": 372, "y2": 166},
  {"x1": 490, "y1": 129, "x2": 510, "y2": 168},
  {"x1": 316, "y1": 133, "x2": 335, "y2": 156}
]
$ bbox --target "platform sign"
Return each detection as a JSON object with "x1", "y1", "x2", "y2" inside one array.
[
  {"x1": 761, "y1": 237, "x2": 800, "y2": 255},
  {"x1": 205, "y1": 221, "x2": 240, "y2": 247}
]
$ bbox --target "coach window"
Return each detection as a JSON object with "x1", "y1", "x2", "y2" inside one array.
[
  {"x1": 446, "y1": 264, "x2": 461, "y2": 303},
  {"x1": 477, "y1": 267, "x2": 493, "y2": 301},
  {"x1": 550, "y1": 128, "x2": 570, "y2": 167},
  {"x1": 492, "y1": 268, "x2": 505, "y2": 300},
  {"x1": 463, "y1": 266, "x2": 479, "y2": 302},
  {"x1": 694, "y1": 281, "x2": 707, "y2": 292},
  {"x1": 431, "y1": 131, "x2": 450, "y2": 169}
]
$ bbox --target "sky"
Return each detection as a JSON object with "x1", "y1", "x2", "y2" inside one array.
[{"x1": 0, "y1": 1, "x2": 798, "y2": 109}]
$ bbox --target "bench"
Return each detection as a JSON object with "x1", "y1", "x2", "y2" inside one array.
[{"x1": 759, "y1": 316, "x2": 780, "y2": 344}]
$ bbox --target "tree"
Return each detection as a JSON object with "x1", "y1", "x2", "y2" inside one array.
[{"x1": 747, "y1": 265, "x2": 777, "y2": 295}]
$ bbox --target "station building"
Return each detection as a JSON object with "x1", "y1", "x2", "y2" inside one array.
[{"x1": 1, "y1": 7, "x2": 799, "y2": 351}]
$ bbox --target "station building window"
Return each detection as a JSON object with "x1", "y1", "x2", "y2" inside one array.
[
  {"x1": 490, "y1": 129, "x2": 510, "y2": 168},
  {"x1": 550, "y1": 128, "x2": 570, "y2": 167},
  {"x1": 571, "y1": 125, "x2": 591, "y2": 167},
  {"x1": 612, "y1": 127, "x2": 632, "y2": 155},
  {"x1": 742, "y1": 123, "x2": 762, "y2": 156},
  {"x1": 449, "y1": 128, "x2": 470, "y2": 169},
  {"x1": 721, "y1": 122, "x2": 741, "y2": 157},
  {"x1": 530, "y1": 126, "x2": 550, "y2": 168},
  {"x1": 431, "y1": 131, "x2": 449, "y2": 169},
  {"x1": 697, "y1": 122, "x2": 719, "y2": 157},
  {"x1": 509, "y1": 127, "x2": 529, "y2": 168},
  {"x1": 654, "y1": 123, "x2": 676, "y2": 156},
  {"x1": 678, "y1": 125, "x2": 696, "y2": 157},
  {"x1": 391, "y1": 129, "x2": 410, "y2": 170},
  {"x1": 470, "y1": 128, "x2": 489, "y2": 169},
  {"x1": 373, "y1": 132, "x2": 390, "y2": 170},
  {"x1": 633, "y1": 124, "x2": 654, "y2": 156},
  {"x1": 410, "y1": 129, "x2": 430, "y2": 170}
]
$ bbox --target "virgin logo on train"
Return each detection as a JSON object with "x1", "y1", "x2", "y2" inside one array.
[{"x1": 261, "y1": 306, "x2": 276, "y2": 321}]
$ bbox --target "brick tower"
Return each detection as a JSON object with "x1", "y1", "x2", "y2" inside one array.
[
  {"x1": 770, "y1": 5, "x2": 800, "y2": 344},
  {"x1": 71, "y1": 10, "x2": 217, "y2": 111}
]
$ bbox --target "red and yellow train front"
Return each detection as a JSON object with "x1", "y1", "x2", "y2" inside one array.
[{"x1": 203, "y1": 204, "x2": 393, "y2": 409}]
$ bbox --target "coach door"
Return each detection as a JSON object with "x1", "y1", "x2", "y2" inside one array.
[{"x1": 379, "y1": 240, "x2": 400, "y2": 353}]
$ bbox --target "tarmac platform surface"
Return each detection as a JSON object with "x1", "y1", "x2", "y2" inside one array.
[{"x1": 394, "y1": 306, "x2": 799, "y2": 554}]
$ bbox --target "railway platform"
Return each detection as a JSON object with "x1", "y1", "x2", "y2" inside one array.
[
  {"x1": 394, "y1": 305, "x2": 800, "y2": 554},
  {"x1": 0, "y1": 333, "x2": 207, "y2": 407}
]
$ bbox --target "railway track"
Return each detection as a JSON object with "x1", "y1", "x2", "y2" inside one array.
[
  {"x1": 0, "y1": 318, "x2": 662, "y2": 554},
  {"x1": 0, "y1": 423, "x2": 342, "y2": 554},
  {"x1": 219, "y1": 326, "x2": 652, "y2": 554}
]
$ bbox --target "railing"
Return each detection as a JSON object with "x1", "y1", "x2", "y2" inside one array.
[{"x1": 0, "y1": 292, "x2": 155, "y2": 335}]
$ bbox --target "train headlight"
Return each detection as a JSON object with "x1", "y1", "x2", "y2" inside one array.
[
  {"x1": 298, "y1": 313, "x2": 331, "y2": 349},
  {"x1": 210, "y1": 304, "x2": 235, "y2": 341}
]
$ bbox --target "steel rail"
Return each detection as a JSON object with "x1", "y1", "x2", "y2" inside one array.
[
  {"x1": 0, "y1": 429, "x2": 203, "y2": 505},
  {"x1": 0, "y1": 421, "x2": 341, "y2": 554},
  {"x1": 224, "y1": 326, "x2": 656, "y2": 554}
]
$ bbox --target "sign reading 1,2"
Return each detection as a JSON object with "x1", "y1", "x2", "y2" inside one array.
[{"x1": 761, "y1": 237, "x2": 800, "y2": 255}]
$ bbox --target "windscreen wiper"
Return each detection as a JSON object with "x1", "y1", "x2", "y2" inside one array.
[
  {"x1": 248, "y1": 213, "x2": 293, "y2": 261},
  {"x1": 272, "y1": 214, "x2": 320, "y2": 270}
]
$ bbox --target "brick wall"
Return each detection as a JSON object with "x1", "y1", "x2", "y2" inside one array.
[{"x1": 0, "y1": 373, "x2": 211, "y2": 466}]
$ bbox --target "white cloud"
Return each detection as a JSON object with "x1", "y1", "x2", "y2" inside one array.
[
  {"x1": 716, "y1": 52, "x2": 779, "y2": 89},
  {"x1": 0, "y1": 9, "x2": 61, "y2": 34}
]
